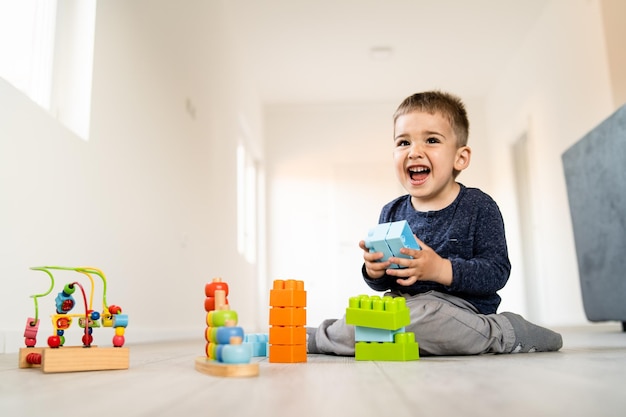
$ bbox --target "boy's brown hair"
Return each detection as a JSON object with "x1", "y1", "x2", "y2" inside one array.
[{"x1": 393, "y1": 91, "x2": 469, "y2": 147}]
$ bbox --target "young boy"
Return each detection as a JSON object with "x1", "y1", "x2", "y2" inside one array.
[{"x1": 307, "y1": 91, "x2": 563, "y2": 356}]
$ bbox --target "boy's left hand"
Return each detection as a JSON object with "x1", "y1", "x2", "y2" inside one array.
[{"x1": 386, "y1": 237, "x2": 453, "y2": 287}]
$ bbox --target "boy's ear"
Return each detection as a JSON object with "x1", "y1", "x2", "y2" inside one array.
[{"x1": 454, "y1": 146, "x2": 471, "y2": 171}]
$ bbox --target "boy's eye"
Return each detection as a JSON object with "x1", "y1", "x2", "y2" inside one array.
[
  {"x1": 426, "y1": 137, "x2": 440, "y2": 144},
  {"x1": 395, "y1": 139, "x2": 410, "y2": 147}
]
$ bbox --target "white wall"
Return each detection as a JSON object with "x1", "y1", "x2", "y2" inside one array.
[
  {"x1": 0, "y1": 0, "x2": 264, "y2": 353},
  {"x1": 485, "y1": 0, "x2": 614, "y2": 326},
  {"x1": 600, "y1": 0, "x2": 626, "y2": 108}
]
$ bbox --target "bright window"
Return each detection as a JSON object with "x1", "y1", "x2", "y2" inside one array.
[
  {"x1": 0, "y1": 0, "x2": 57, "y2": 109},
  {"x1": 0, "y1": 0, "x2": 96, "y2": 140}
]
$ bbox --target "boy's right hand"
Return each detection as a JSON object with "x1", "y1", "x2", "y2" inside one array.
[{"x1": 359, "y1": 240, "x2": 390, "y2": 279}]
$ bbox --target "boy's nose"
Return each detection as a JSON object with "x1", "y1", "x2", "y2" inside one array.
[{"x1": 408, "y1": 144, "x2": 424, "y2": 158}]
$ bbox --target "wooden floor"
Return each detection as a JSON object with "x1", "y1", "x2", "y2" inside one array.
[{"x1": 1, "y1": 323, "x2": 625, "y2": 417}]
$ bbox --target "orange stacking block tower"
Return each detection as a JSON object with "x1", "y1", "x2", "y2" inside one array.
[{"x1": 269, "y1": 279, "x2": 307, "y2": 363}]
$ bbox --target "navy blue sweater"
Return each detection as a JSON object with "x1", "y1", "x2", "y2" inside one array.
[{"x1": 363, "y1": 184, "x2": 511, "y2": 314}]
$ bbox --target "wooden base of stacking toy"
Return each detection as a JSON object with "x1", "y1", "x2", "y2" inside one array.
[
  {"x1": 19, "y1": 346, "x2": 129, "y2": 373},
  {"x1": 194, "y1": 356, "x2": 259, "y2": 377}
]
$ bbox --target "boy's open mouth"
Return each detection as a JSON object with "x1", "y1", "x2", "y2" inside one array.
[{"x1": 408, "y1": 166, "x2": 430, "y2": 183}]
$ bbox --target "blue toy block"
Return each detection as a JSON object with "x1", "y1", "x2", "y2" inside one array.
[
  {"x1": 365, "y1": 220, "x2": 420, "y2": 268},
  {"x1": 365, "y1": 222, "x2": 394, "y2": 264},
  {"x1": 244, "y1": 333, "x2": 269, "y2": 357},
  {"x1": 386, "y1": 220, "x2": 420, "y2": 259},
  {"x1": 355, "y1": 326, "x2": 405, "y2": 342}
]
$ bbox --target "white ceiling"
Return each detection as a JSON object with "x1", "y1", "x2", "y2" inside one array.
[{"x1": 227, "y1": 0, "x2": 551, "y2": 104}]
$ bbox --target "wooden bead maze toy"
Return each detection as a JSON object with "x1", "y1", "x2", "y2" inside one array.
[{"x1": 19, "y1": 266, "x2": 130, "y2": 373}]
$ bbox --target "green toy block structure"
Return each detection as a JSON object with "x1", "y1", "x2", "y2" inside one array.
[
  {"x1": 346, "y1": 294, "x2": 419, "y2": 361},
  {"x1": 355, "y1": 332, "x2": 419, "y2": 361},
  {"x1": 345, "y1": 295, "x2": 410, "y2": 330}
]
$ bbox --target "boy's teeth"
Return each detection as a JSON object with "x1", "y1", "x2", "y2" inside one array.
[{"x1": 408, "y1": 166, "x2": 430, "y2": 181}]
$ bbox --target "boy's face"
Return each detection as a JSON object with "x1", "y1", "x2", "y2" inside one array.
[{"x1": 393, "y1": 110, "x2": 470, "y2": 211}]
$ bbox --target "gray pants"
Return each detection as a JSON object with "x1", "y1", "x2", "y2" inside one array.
[{"x1": 310, "y1": 291, "x2": 517, "y2": 356}]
